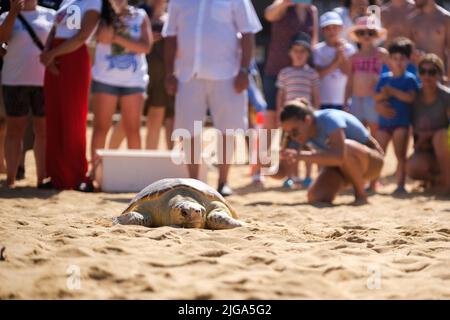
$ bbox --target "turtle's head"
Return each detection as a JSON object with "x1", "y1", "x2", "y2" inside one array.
[{"x1": 169, "y1": 197, "x2": 206, "y2": 228}]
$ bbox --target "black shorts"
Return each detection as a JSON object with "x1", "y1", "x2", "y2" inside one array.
[
  {"x1": 3, "y1": 86, "x2": 45, "y2": 117},
  {"x1": 144, "y1": 55, "x2": 175, "y2": 118}
]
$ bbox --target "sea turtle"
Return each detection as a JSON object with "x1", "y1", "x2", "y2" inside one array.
[{"x1": 113, "y1": 178, "x2": 244, "y2": 229}]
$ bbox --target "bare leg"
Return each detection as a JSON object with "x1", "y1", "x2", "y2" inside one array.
[
  {"x1": 17, "y1": 116, "x2": 34, "y2": 179},
  {"x1": 304, "y1": 162, "x2": 311, "y2": 180},
  {"x1": 218, "y1": 135, "x2": 233, "y2": 186},
  {"x1": 165, "y1": 117, "x2": 175, "y2": 150},
  {"x1": 338, "y1": 140, "x2": 372, "y2": 202},
  {"x1": 432, "y1": 129, "x2": 450, "y2": 192},
  {"x1": 0, "y1": 117, "x2": 6, "y2": 173},
  {"x1": 187, "y1": 136, "x2": 200, "y2": 179},
  {"x1": 406, "y1": 151, "x2": 435, "y2": 184},
  {"x1": 392, "y1": 128, "x2": 409, "y2": 190},
  {"x1": 145, "y1": 106, "x2": 165, "y2": 150},
  {"x1": 368, "y1": 122, "x2": 378, "y2": 137},
  {"x1": 375, "y1": 129, "x2": 392, "y2": 153},
  {"x1": 17, "y1": 151, "x2": 26, "y2": 178},
  {"x1": 120, "y1": 93, "x2": 144, "y2": 150},
  {"x1": 308, "y1": 167, "x2": 345, "y2": 204},
  {"x1": 282, "y1": 159, "x2": 298, "y2": 178},
  {"x1": 373, "y1": 129, "x2": 392, "y2": 189},
  {"x1": 108, "y1": 120, "x2": 126, "y2": 149},
  {"x1": 32, "y1": 116, "x2": 46, "y2": 184},
  {"x1": 5, "y1": 116, "x2": 27, "y2": 187},
  {"x1": 253, "y1": 110, "x2": 277, "y2": 178},
  {"x1": 91, "y1": 93, "x2": 118, "y2": 167}
]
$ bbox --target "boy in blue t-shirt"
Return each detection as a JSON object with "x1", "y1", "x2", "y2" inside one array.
[{"x1": 375, "y1": 38, "x2": 420, "y2": 194}]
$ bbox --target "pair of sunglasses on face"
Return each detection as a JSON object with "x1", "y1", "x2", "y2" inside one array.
[
  {"x1": 418, "y1": 67, "x2": 439, "y2": 76},
  {"x1": 355, "y1": 29, "x2": 378, "y2": 37}
]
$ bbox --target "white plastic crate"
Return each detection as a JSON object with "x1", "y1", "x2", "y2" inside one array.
[{"x1": 95, "y1": 149, "x2": 208, "y2": 193}]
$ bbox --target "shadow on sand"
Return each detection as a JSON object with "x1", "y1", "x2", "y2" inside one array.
[
  {"x1": 0, "y1": 185, "x2": 61, "y2": 199},
  {"x1": 102, "y1": 197, "x2": 132, "y2": 204}
]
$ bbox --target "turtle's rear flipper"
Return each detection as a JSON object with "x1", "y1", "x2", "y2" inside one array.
[
  {"x1": 206, "y1": 211, "x2": 244, "y2": 230},
  {"x1": 112, "y1": 212, "x2": 151, "y2": 226}
]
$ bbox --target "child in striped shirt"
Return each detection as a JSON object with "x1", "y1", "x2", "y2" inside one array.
[{"x1": 276, "y1": 34, "x2": 320, "y2": 188}]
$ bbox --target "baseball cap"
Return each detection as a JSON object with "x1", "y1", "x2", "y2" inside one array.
[
  {"x1": 320, "y1": 11, "x2": 343, "y2": 28},
  {"x1": 290, "y1": 32, "x2": 312, "y2": 50}
]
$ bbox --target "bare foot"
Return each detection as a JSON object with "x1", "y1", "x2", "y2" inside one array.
[
  {"x1": 6, "y1": 178, "x2": 16, "y2": 189},
  {"x1": 353, "y1": 196, "x2": 369, "y2": 206},
  {"x1": 0, "y1": 166, "x2": 6, "y2": 174}
]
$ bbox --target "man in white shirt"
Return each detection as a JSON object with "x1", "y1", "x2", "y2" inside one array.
[{"x1": 163, "y1": 0, "x2": 262, "y2": 196}]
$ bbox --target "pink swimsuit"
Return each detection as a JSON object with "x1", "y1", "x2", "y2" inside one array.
[{"x1": 352, "y1": 54, "x2": 382, "y2": 75}]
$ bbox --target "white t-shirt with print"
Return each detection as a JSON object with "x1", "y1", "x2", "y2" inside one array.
[
  {"x1": 54, "y1": 0, "x2": 102, "y2": 39},
  {"x1": 92, "y1": 7, "x2": 149, "y2": 88},
  {"x1": 0, "y1": 7, "x2": 56, "y2": 86},
  {"x1": 313, "y1": 41, "x2": 357, "y2": 106}
]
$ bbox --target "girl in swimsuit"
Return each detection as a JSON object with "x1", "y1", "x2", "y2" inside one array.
[{"x1": 345, "y1": 16, "x2": 388, "y2": 135}]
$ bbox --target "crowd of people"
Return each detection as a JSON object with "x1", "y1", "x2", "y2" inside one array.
[{"x1": 0, "y1": 0, "x2": 448, "y2": 204}]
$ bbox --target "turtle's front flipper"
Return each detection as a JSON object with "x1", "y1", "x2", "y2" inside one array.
[
  {"x1": 112, "y1": 212, "x2": 152, "y2": 227},
  {"x1": 206, "y1": 201, "x2": 244, "y2": 230}
]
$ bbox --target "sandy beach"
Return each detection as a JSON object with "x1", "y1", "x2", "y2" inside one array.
[{"x1": 0, "y1": 129, "x2": 449, "y2": 299}]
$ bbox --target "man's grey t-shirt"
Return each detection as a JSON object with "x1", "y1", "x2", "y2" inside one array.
[{"x1": 309, "y1": 109, "x2": 370, "y2": 150}]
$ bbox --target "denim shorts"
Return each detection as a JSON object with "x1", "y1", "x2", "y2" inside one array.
[
  {"x1": 349, "y1": 96, "x2": 378, "y2": 124},
  {"x1": 91, "y1": 80, "x2": 146, "y2": 97}
]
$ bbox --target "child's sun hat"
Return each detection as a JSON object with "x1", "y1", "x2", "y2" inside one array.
[{"x1": 348, "y1": 15, "x2": 387, "y2": 43}]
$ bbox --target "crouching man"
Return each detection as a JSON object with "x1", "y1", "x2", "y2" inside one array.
[{"x1": 280, "y1": 98, "x2": 384, "y2": 204}]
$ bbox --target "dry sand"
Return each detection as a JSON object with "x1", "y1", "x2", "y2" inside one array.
[{"x1": 0, "y1": 129, "x2": 449, "y2": 299}]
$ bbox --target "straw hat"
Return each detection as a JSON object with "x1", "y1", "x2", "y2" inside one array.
[{"x1": 348, "y1": 15, "x2": 387, "y2": 43}]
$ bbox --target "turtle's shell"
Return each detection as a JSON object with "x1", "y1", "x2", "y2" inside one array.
[{"x1": 122, "y1": 178, "x2": 237, "y2": 217}]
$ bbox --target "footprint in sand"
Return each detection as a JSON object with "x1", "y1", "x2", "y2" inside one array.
[
  {"x1": 147, "y1": 230, "x2": 182, "y2": 242},
  {"x1": 57, "y1": 246, "x2": 91, "y2": 258},
  {"x1": 146, "y1": 259, "x2": 217, "y2": 268},
  {"x1": 425, "y1": 237, "x2": 449, "y2": 242},
  {"x1": 93, "y1": 246, "x2": 127, "y2": 255},
  {"x1": 200, "y1": 250, "x2": 229, "y2": 258},
  {"x1": 399, "y1": 230, "x2": 422, "y2": 237},
  {"x1": 346, "y1": 236, "x2": 366, "y2": 243},
  {"x1": 31, "y1": 258, "x2": 49, "y2": 265},
  {"x1": 88, "y1": 266, "x2": 114, "y2": 281},
  {"x1": 331, "y1": 244, "x2": 347, "y2": 250},
  {"x1": 403, "y1": 263, "x2": 430, "y2": 273},
  {"x1": 436, "y1": 229, "x2": 450, "y2": 236},
  {"x1": 327, "y1": 230, "x2": 345, "y2": 239},
  {"x1": 342, "y1": 225, "x2": 365, "y2": 230},
  {"x1": 389, "y1": 239, "x2": 409, "y2": 245},
  {"x1": 246, "y1": 255, "x2": 275, "y2": 265}
]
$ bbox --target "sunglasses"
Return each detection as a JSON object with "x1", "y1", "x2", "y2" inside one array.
[
  {"x1": 355, "y1": 29, "x2": 378, "y2": 37},
  {"x1": 418, "y1": 67, "x2": 439, "y2": 76}
]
